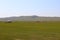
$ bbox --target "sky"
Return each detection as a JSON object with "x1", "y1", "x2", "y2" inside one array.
[{"x1": 0, "y1": 0, "x2": 60, "y2": 18}]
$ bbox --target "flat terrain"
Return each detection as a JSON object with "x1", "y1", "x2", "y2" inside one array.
[{"x1": 0, "y1": 21, "x2": 60, "y2": 40}]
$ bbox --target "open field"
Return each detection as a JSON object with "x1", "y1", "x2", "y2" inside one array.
[{"x1": 0, "y1": 21, "x2": 60, "y2": 40}]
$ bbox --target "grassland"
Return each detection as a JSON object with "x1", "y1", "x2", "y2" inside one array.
[{"x1": 0, "y1": 21, "x2": 60, "y2": 40}]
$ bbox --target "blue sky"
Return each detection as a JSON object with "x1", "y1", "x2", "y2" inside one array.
[{"x1": 0, "y1": 0, "x2": 60, "y2": 17}]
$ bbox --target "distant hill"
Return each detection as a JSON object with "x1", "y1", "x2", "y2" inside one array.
[{"x1": 0, "y1": 16, "x2": 60, "y2": 21}]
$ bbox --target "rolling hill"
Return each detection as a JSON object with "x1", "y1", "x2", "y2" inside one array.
[{"x1": 0, "y1": 16, "x2": 60, "y2": 21}]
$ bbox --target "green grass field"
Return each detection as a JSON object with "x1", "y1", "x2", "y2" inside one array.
[{"x1": 0, "y1": 21, "x2": 60, "y2": 40}]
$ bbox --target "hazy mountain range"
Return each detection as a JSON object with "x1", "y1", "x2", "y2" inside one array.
[{"x1": 0, "y1": 16, "x2": 60, "y2": 21}]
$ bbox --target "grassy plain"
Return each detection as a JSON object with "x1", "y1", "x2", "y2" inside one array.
[{"x1": 0, "y1": 21, "x2": 60, "y2": 40}]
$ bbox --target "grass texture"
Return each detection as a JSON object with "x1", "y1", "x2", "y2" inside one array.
[{"x1": 0, "y1": 21, "x2": 60, "y2": 40}]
